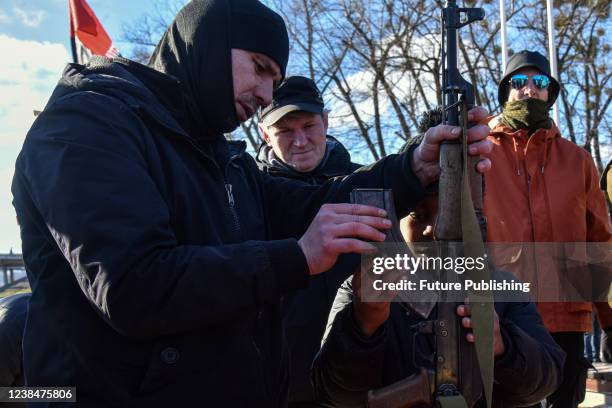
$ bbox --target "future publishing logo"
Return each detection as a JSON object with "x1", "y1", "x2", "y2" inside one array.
[{"x1": 371, "y1": 278, "x2": 531, "y2": 294}]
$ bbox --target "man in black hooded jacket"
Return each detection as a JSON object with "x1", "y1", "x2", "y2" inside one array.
[
  {"x1": 256, "y1": 75, "x2": 362, "y2": 406},
  {"x1": 11, "y1": 0, "x2": 492, "y2": 406}
]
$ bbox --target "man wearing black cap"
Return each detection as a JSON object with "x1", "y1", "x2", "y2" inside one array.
[
  {"x1": 483, "y1": 50, "x2": 612, "y2": 407},
  {"x1": 11, "y1": 0, "x2": 492, "y2": 406},
  {"x1": 256, "y1": 76, "x2": 361, "y2": 406},
  {"x1": 257, "y1": 76, "x2": 361, "y2": 183}
]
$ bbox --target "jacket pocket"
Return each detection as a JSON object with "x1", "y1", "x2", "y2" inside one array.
[
  {"x1": 138, "y1": 327, "x2": 269, "y2": 404},
  {"x1": 139, "y1": 339, "x2": 188, "y2": 393},
  {"x1": 138, "y1": 333, "x2": 215, "y2": 393}
]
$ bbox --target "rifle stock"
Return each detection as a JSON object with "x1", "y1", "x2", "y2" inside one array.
[{"x1": 367, "y1": 369, "x2": 433, "y2": 408}]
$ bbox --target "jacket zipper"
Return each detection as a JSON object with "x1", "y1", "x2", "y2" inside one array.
[
  {"x1": 182, "y1": 137, "x2": 242, "y2": 234},
  {"x1": 223, "y1": 153, "x2": 244, "y2": 233},
  {"x1": 224, "y1": 182, "x2": 241, "y2": 232},
  {"x1": 161, "y1": 127, "x2": 267, "y2": 399},
  {"x1": 526, "y1": 172, "x2": 536, "y2": 242},
  {"x1": 178, "y1": 135, "x2": 242, "y2": 235}
]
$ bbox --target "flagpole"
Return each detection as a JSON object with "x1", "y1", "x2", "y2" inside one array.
[
  {"x1": 499, "y1": 0, "x2": 508, "y2": 71},
  {"x1": 546, "y1": 0, "x2": 560, "y2": 126},
  {"x1": 69, "y1": 1, "x2": 78, "y2": 63},
  {"x1": 70, "y1": 37, "x2": 78, "y2": 63}
]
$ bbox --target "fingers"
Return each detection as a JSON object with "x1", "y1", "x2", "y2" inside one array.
[
  {"x1": 320, "y1": 204, "x2": 392, "y2": 239},
  {"x1": 458, "y1": 304, "x2": 473, "y2": 333},
  {"x1": 457, "y1": 304, "x2": 472, "y2": 316},
  {"x1": 466, "y1": 124, "x2": 492, "y2": 144},
  {"x1": 334, "y1": 214, "x2": 392, "y2": 230},
  {"x1": 476, "y1": 157, "x2": 492, "y2": 173},
  {"x1": 458, "y1": 305, "x2": 503, "y2": 352},
  {"x1": 323, "y1": 203, "x2": 387, "y2": 217},
  {"x1": 423, "y1": 123, "x2": 491, "y2": 147},
  {"x1": 467, "y1": 106, "x2": 489, "y2": 123},
  {"x1": 327, "y1": 238, "x2": 378, "y2": 255},
  {"x1": 423, "y1": 124, "x2": 461, "y2": 145},
  {"x1": 334, "y1": 222, "x2": 387, "y2": 242},
  {"x1": 300, "y1": 203, "x2": 391, "y2": 276},
  {"x1": 467, "y1": 138, "x2": 493, "y2": 155}
]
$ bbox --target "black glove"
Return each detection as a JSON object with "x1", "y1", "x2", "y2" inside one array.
[{"x1": 602, "y1": 327, "x2": 612, "y2": 363}]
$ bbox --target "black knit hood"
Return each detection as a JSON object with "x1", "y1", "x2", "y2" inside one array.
[{"x1": 148, "y1": 0, "x2": 289, "y2": 139}]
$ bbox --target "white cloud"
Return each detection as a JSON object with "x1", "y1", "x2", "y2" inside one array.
[
  {"x1": 13, "y1": 7, "x2": 46, "y2": 28},
  {"x1": 0, "y1": 35, "x2": 69, "y2": 144},
  {"x1": 0, "y1": 8, "x2": 10, "y2": 24},
  {"x1": 326, "y1": 33, "x2": 440, "y2": 154},
  {"x1": 0, "y1": 34, "x2": 69, "y2": 252}
]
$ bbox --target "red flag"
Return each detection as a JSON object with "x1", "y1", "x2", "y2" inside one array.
[{"x1": 69, "y1": 0, "x2": 119, "y2": 63}]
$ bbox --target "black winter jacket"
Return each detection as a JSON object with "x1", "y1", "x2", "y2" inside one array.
[
  {"x1": 313, "y1": 277, "x2": 566, "y2": 407},
  {"x1": 0, "y1": 293, "x2": 29, "y2": 387},
  {"x1": 11, "y1": 57, "x2": 426, "y2": 407},
  {"x1": 257, "y1": 136, "x2": 362, "y2": 404}
]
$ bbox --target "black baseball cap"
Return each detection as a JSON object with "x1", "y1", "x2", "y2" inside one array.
[{"x1": 259, "y1": 76, "x2": 324, "y2": 126}]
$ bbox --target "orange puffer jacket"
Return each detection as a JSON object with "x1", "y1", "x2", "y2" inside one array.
[{"x1": 483, "y1": 116, "x2": 612, "y2": 332}]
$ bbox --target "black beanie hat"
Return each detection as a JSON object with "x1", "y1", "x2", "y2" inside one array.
[
  {"x1": 497, "y1": 50, "x2": 560, "y2": 108},
  {"x1": 231, "y1": 0, "x2": 289, "y2": 79}
]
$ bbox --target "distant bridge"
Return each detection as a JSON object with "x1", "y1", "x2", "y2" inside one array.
[{"x1": 0, "y1": 253, "x2": 26, "y2": 292}]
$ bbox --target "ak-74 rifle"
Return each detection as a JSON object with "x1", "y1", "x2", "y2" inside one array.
[{"x1": 350, "y1": 1, "x2": 494, "y2": 407}]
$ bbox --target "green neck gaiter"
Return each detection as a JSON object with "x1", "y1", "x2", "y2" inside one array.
[{"x1": 501, "y1": 98, "x2": 553, "y2": 131}]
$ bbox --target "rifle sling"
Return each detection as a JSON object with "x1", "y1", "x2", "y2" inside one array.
[
  {"x1": 439, "y1": 395, "x2": 469, "y2": 408},
  {"x1": 459, "y1": 99, "x2": 494, "y2": 408}
]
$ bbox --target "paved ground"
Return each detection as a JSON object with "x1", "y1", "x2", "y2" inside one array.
[
  {"x1": 581, "y1": 391, "x2": 612, "y2": 407},
  {"x1": 581, "y1": 362, "x2": 612, "y2": 407}
]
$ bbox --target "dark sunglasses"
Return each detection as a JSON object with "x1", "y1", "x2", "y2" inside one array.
[{"x1": 509, "y1": 74, "x2": 550, "y2": 91}]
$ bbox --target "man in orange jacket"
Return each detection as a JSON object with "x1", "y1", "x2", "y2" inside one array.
[{"x1": 483, "y1": 50, "x2": 612, "y2": 408}]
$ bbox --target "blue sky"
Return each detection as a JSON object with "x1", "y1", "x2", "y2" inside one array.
[
  {"x1": 0, "y1": 0, "x2": 152, "y2": 47},
  {"x1": 0, "y1": 0, "x2": 163, "y2": 252}
]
